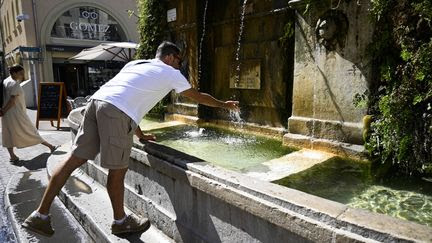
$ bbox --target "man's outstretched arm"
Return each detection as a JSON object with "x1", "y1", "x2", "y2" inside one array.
[
  {"x1": 180, "y1": 88, "x2": 239, "y2": 111},
  {"x1": 137, "y1": 88, "x2": 239, "y2": 143}
]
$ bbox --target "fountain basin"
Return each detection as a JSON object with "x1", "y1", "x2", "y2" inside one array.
[
  {"x1": 139, "y1": 118, "x2": 295, "y2": 172},
  {"x1": 275, "y1": 157, "x2": 432, "y2": 228},
  {"x1": 68, "y1": 108, "x2": 432, "y2": 242}
]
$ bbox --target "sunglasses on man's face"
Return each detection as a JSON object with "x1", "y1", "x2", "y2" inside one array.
[{"x1": 173, "y1": 54, "x2": 183, "y2": 65}]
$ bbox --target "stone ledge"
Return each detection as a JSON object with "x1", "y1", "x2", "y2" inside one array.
[
  {"x1": 283, "y1": 132, "x2": 368, "y2": 161},
  {"x1": 164, "y1": 113, "x2": 199, "y2": 125},
  {"x1": 199, "y1": 119, "x2": 286, "y2": 139},
  {"x1": 164, "y1": 114, "x2": 286, "y2": 139},
  {"x1": 167, "y1": 103, "x2": 198, "y2": 117},
  {"x1": 288, "y1": 116, "x2": 364, "y2": 145},
  {"x1": 67, "y1": 107, "x2": 85, "y2": 131}
]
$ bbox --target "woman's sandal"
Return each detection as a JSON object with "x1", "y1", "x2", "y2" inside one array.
[{"x1": 50, "y1": 145, "x2": 60, "y2": 153}]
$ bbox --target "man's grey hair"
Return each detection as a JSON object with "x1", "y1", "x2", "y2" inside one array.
[{"x1": 155, "y1": 41, "x2": 181, "y2": 59}]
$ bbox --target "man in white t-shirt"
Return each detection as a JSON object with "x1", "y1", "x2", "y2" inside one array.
[{"x1": 23, "y1": 41, "x2": 239, "y2": 237}]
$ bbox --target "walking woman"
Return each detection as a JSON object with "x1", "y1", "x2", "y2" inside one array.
[{"x1": 1, "y1": 64, "x2": 57, "y2": 162}]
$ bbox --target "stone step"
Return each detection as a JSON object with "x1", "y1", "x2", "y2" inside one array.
[
  {"x1": 139, "y1": 119, "x2": 185, "y2": 131},
  {"x1": 5, "y1": 169, "x2": 93, "y2": 242},
  {"x1": 164, "y1": 113, "x2": 199, "y2": 125},
  {"x1": 244, "y1": 149, "x2": 336, "y2": 181},
  {"x1": 283, "y1": 133, "x2": 367, "y2": 161},
  {"x1": 46, "y1": 143, "x2": 174, "y2": 243},
  {"x1": 167, "y1": 102, "x2": 198, "y2": 117}
]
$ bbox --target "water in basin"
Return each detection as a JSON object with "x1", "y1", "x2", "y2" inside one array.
[
  {"x1": 274, "y1": 157, "x2": 432, "y2": 227},
  {"x1": 141, "y1": 119, "x2": 295, "y2": 171}
]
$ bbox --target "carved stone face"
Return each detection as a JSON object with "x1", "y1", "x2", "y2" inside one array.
[
  {"x1": 315, "y1": 10, "x2": 348, "y2": 51},
  {"x1": 317, "y1": 19, "x2": 337, "y2": 41}
]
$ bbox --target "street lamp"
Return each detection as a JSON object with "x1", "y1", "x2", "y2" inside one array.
[{"x1": 16, "y1": 13, "x2": 30, "y2": 22}]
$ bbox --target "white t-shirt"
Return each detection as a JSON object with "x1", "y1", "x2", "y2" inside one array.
[{"x1": 91, "y1": 59, "x2": 191, "y2": 124}]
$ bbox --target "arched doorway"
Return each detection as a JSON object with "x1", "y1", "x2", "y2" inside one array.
[
  {"x1": 47, "y1": 6, "x2": 129, "y2": 97},
  {"x1": 50, "y1": 6, "x2": 127, "y2": 42}
]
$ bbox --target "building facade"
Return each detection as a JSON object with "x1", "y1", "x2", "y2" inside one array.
[{"x1": 0, "y1": 0, "x2": 139, "y2": 107}]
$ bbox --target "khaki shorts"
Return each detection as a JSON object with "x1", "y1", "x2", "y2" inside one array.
[{"x1": 72, "y1": 99, "x2": 137, "y2": 169}]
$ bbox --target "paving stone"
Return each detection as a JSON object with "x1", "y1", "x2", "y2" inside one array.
[{"x1": 0, "y1": 109, "x2": 71, "y2": 242}]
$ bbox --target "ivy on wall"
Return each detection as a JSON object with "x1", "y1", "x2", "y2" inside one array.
[
  {"x1": 135, "y1": 0, "x2": 168, "y2": 59},
  {"x1": 364, "y1": 0, "x2": 432, "y2": 176},
  {"x1": 135, "y1": 0, "x2": 169, "y2": 118}
]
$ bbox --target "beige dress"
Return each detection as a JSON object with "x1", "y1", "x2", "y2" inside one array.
[{"x1": 2, "y1": 77, "x2": 44, "y2": 148}]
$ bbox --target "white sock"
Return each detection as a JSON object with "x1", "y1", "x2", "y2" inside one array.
[
  {"x1": 113, "y1": 215, "x2": 127, "y2": 225},
  {"x1": 32, "y1": 211, "x2": 49, "y2": 220}
]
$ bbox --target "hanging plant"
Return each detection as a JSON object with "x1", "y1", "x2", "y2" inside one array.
[
  {"x1": 136, "y1": 0, "x2": 168, "y2": 59},
  {"x1": 363, "y1": 0, "x2": 432, "y2": 176},
  {"x1": 136, "y1": 0, "x2": 169, "y2": 118}
]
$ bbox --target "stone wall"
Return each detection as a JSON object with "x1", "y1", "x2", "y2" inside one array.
[
  {"x1": 285, "y1": 0, "x2": 373, "y2": 146},
  {"x1": 166, "y1": 0, "x2": 294, "y2": 128}
]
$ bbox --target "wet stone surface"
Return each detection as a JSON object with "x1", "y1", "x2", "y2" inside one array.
[
  {"x1": 6, "y1": 170, "x2": 90, "y2": 242},
  {"x1": 0, "y1": 109, "x2": 71, "y2": 242}
]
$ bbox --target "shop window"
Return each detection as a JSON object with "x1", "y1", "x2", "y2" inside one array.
[{"x1": 51, "y1": 6, "x2": 126, "y2": 41}]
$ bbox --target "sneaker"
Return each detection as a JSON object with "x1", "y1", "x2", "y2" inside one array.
[
  {"x1": 22, "y1": 214, "x2": 54, "y2": 237},
  {"x1": 111, "y1": 215, "x2": 150, "y2": 235}
]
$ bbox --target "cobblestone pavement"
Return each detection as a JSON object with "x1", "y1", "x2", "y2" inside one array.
[{"x1": 0, "y1": 109, "x2": 71, "y2": 242}]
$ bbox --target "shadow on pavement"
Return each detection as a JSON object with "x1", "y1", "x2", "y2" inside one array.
[
  {"x1": 52, "y1": 150, "x2": 67, "y2": 156},
  {"x1": 15, "y1": 153, "x2": 51, "y2": 170},
  {"x1": 38, "y1": 127, "x2": 71, "y2": 132},
  {"x1": 117, "y1": 232, "x2": 146, "y2": 242}
]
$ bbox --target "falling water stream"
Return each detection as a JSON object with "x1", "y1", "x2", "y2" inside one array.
[
  {"x1": 228, "y1": 0, "x2": 249, "y2": 125},
  {"x1": 197, "y1": 0, "x2": 209, "y2": 84},
  {"x1": 234, "y1": 0, "x2": 249, "y2": 88}
]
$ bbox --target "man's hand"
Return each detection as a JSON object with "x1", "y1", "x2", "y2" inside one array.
[
  {"x1": 139, "y1": 134, "x2": 157, "y2": 143},
  {"x1": 223, "y1": 101, "x2": 240, "y2": 111},
  {"x1": 135, "y1": 126, "x2": 156, "y2": 143}
]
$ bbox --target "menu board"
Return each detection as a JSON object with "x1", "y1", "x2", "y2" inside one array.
[{"x1": 36, "y1": 82, "x2": 70, "y2": 130}]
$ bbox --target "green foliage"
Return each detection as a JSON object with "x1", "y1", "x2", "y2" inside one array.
[
  {"x1": 136, "y1": 0, "x2": 169, "y2": 117},
  {"x1": 365, "y1": 0, "x2": 432, "y2": 176},
  {"x1": 146, "y1": 95, "x2": 169, "y2": 119},
  {"x1": 279, "y1": 21, "x2": 294, "y2": 57},
  {"x1": 280, "y1": 22, "x2": 294, "y2": 45},
  {"x1": 135, "y1": 0, "x2": 167, "y2": 59},
  {"x1": 369, "y1": 0, "x2": 391, "y2": 21}
]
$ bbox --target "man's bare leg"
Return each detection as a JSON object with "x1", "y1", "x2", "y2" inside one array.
[
  {"x1": 107, "y1": 167, "x2": 150, "y2": 235},
  {"x1": 37, "y1": 154, "x2": 87, "y2": 215},
  {"x1": 107, "y1": 168, "x2": 128, "y2": 220}
]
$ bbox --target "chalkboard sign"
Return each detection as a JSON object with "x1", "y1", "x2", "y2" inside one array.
[{"x1": 36, "y1": 82, "x2": 70, "y2": 130}]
